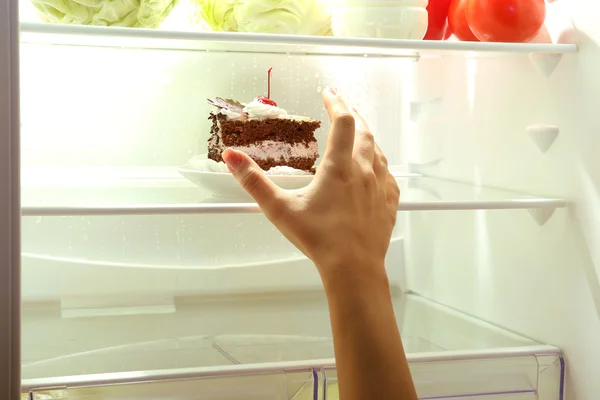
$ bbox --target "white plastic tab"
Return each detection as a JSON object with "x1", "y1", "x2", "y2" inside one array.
[
  {"x1": 528, "y1": 53, "x2": 563, "y2": 78},
  {"x1": 528, "y1": 208, "x2": 556, "y2": 226},
  {"x1": 527, "y1": 124, "x2": 559, "y2": 153}
]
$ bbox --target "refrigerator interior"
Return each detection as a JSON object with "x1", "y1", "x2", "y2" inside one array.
[{"x1": 15, "y1": 0, "x2": 600, "y2": 398}]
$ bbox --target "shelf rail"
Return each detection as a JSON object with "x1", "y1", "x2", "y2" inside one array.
[{"x1": 21, "y1": 198, "x2": 567, "y2": 217}]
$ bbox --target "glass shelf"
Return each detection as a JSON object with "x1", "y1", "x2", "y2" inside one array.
[
  {"x1": 20, "y1": 167, "x2": 566, "y2": 216},
  {"x1": 21, "y1": 292, "x2": 544, "y2": 389},
  {"x1": 22, "y1": 292, "x2": 563, "y2": 398},
  {"x1": 19, "y1": 23, "x2": 577, "y2": 58}
]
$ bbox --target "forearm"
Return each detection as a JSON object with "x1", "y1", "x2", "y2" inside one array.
[{"x1": 322, "y1": 267, "x2": 418, "y2": 400}]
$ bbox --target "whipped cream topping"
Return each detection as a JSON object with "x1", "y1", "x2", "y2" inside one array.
[
  {"x1": 243, "y1": 99, "x2": 288, "y2": 119},
  {"x1": 218, "y1": 108, "x2": 245, "y2": 120},
  {"x1": 188, "y1": 156, "x2": 230, "y2": 173}
]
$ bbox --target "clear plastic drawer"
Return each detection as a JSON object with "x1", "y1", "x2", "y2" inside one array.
[
  {"x1": 319, "y1": 352, "x2": 563, "y2": 400},
  {"x1": 26, "y1": 369, "x2": 316, "y2": 400}
]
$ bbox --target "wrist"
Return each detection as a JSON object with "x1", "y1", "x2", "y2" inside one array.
[
  {"x1": 318, "y1": 259, "x2": 390, "y2": 299},
  {"x1": 319, "y1": 261, "x2": 397, "y2": 336}
]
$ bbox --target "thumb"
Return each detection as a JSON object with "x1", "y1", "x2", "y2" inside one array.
[{"x1": 222, "y1": 148, "x2": 285, "y2": 212}]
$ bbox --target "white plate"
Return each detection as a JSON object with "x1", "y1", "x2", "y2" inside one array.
[
  {"x1": 178, "y1": 168, "x2": 313, "y2": 199},
  {"x1": 178, "y1": 156, "x2": 419, "y2": 200}
]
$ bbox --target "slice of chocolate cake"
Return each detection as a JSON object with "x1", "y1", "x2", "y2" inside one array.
[{"x1": 207, "y1": 97, "x2": 321, "y2": 172}]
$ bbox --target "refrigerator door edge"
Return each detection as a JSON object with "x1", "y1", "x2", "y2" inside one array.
[{"x1": 0, "y1": 0, "x2": 21, "y2": 398}]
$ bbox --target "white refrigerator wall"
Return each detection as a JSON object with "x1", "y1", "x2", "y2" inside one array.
[
  {"x1": 402, "y1": 1, "x2": 600, "y2": 399},
  {"x1": 18, "y1": 4, "x2": 600, "y2": 400}
]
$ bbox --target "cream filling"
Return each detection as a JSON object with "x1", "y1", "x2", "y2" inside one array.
[
  {"x1": 188, "y1": 156, "x2": 313, "y2": 176},
  {"x1": 226, "y1": 140, "x2": 318, "y2": 161}
]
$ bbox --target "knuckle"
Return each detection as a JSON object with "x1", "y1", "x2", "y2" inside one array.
[
  {"x1": 361, "y1": 130, "x2": 375, "y2": 143},
  {"x1": 334, "y1": 167, "x2": 353, "y2": 183},
  {"x1": 390, "y1": 209, "x2": 398, "y2": 224},
  {"x1": 393, "y1": 179, "x2": 401, "y2": 194},
  {"x1": 378, "y1": 159, "x2": 389, "y2": 173},
  {"x1": 386, "y1": 175, "x2": 401, "y2": 201},
  {"x1": 335, "y1": 113, "x2": 356, "y2": 131},
  {"x1": 391, "y1": 182, "x2": 401, "y2": 198},
  {"x1": 323, "y1": 159, "x2": 353, "y2": 182},
  {"x1": 357, "y1": 145, "x2": 372, "y2": 160},
  {"x1": 239, "y1": 168, "x2": 263, "y2": 192},
  {"x1": 379, "y1": 153, "x2": 389, "y2": 168},
  {"x1": 364, "y1": 169, "x2": 377, "y2": 180},
  {"x1": 362, "y1": 169, "x2": 378, "y2": 185},
  {"x1": 265, "y1": 197, "x2": 287, "y2": 223},
  {"x1": 374, "y1": 146, "x2": 389, "y2": 172}
]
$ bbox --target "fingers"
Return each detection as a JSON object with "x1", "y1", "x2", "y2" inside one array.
[
  {"x1": 223, "y1": 149, "x2": 287, "y2": 220},
  {"x1": 351, "y1": 108, "x2": 375, "y2": 169},
  {"x1": 351, "y1": 107, "x2": 387, "y2": 185},
  {"x1": 321, "y1": 88, "x2": 355, "y2": 166}
]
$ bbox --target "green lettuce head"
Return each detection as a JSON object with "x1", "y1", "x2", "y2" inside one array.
[
  {"x1": 30, "y1": 0, "x2": 179, "y2": 27},
  {"x1": 197, "y1": 0, "x2": 332, "y2": 35}
]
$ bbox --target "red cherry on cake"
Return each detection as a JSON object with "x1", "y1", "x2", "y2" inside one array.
[{"x1": 257, "y1": 96, "x2": 278, "y2": 107}]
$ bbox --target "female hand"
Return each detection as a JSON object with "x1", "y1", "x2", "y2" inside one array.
[
  {"x1": 222, "y1": 87, "x2": 400, "y2": 285},
  {"x1": 223, "y1": 88, "x2": 417, "y2": 400}
]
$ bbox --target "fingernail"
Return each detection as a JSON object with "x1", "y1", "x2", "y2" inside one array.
[
  {"x1": 223, "y1": 149, "x2": 244, "y2": 172},
  {"x1": 325, "y1": 86, "x2": 337, "y2": 95}
]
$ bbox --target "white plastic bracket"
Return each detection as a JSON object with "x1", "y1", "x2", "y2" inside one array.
[
  {"x1": 528, "y1": 208, "x2": 556, "y2": 226},
  {"x1": 60, "y1": 295, "x2": 176, "y2": 318},
  {"x1": 408, "y1": 158, "x2": 443, "y2": 174},
  {"x1": 527, "y1": 125, "x2": 559, "y2": 153},
  {"x1": 529, "y1": 53, "x2": 563, "y2": 78},
  {"x1": 410, "y1": 97, "x2": 444, "y2": 122}
]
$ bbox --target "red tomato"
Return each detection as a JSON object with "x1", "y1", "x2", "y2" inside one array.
[
  {"x1": 423, "y1": 0, "x2": 453, "y2": 40},
  {"x1": 466, "y1": 0, "x2": 546, "y2": 43},
  {"x1": 444, "y1": 26, "x2": 453, "y2": 40},
  {"x1": 529, "y1": 25, "x2": 551, "y2": 43},
  {"x1": 448, "y1": 0, "x2": 479, "y2": 41}
]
